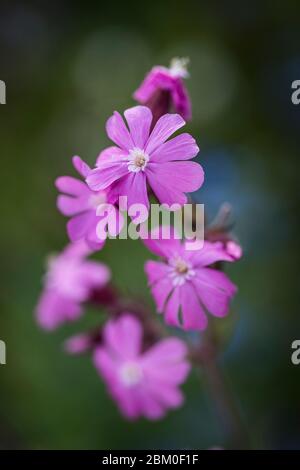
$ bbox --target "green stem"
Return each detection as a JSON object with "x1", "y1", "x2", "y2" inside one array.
[{"x1": 192, "y1": 326, "x2": 250, "y2": 449}]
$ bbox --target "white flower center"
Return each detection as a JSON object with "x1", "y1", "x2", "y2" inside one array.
[
  {"x1": 169, "y1": 57, "x2": 189, "y2": 78},
  {"x1": 119, "y1": 362, "x2": 143, "y2": 387},
  {"x1": 168, "y1": 256, "x2": 195, "y2": 287},
  {"x1": 127, "y1": 148, "x2": 149, "y2": 173}
]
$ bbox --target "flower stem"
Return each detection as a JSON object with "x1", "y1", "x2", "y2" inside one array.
[{"x1": 192, "y1": 325, "x2": 250, "y2": 449}]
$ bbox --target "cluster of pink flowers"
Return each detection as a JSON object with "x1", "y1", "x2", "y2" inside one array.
[{"x1": 36, "y1": 59, "x2": 242, "y2": 421}]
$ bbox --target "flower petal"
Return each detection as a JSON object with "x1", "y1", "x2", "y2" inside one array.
[
  {"x1": 106, "y1": 111, "x2": 134, "y2": 151},
  {"x1": 86, "y1": 227, "x2": 106, "y2": 250},
  {"x1": 112, "y1": 171, "x2": 149, "y2": 211},
  {"x1": 79, "y1": 260, "x2": 111, "y2": 288},
  {"x1": 189, "y1": 241, "x2": 236, "y2": 268},
  {"x1": 35, "y1": 290, "x2": 81, "y2": 330},
  {"x1": 146, "y1": 169, "x2": 188, "y2": 206},
  {"x1": 93, "y1": 348, "x2": 117, "y2": 383},
  {"x1": 144, "y1": 260, "x2": 169, "y2": 286},
  {"x1": 150, "y1": 276, "x2": 174, "y2": 313},
  {"x1": 193, "y1": 268, "x2": 237, "y2": 317},
  {"x1": 150, "y1": 133, "x2": 199, "y2": 162},
  {"x1": 63, "y1": 239, "x2": 92, "y2": 258},
  {"x1": 142, "y1": 337, "x2": 188, "y2": 368},
  {"x1": 135, "y1": 386, "x2": 165, "y2": 420},
  {"x1": 164, "y1": 287, "x2": 181, "y2": 327},
  {"x1": 225, "y1": 240, "x2": 243, "y2": 260},
  {"x1": 133, "y1": 67, "x2": 169, "y2": 103},
  {"x1": 172, "y1": 79, "x2": 192, "y2": 121},
  {"x1": 55, "y1": 176, "x2": 88, "y2": 196},
  {"x1": 117, "y1": 390, "x2": 141, "y2": 420},
  {"x1": 104, "y1": 314, "x2": 143, "y2": 360},
  {"x1": 146, "y1": 160, "x2": 204, "y2": 206},
  {"x1": 72, "y1": 156, "x2": 91, "y2": 178},
  {"x1": 147, "y1": 161, "x2": 204, "y2": 194},
  {"x1": 67, "y1": 212, "x2": 94, "y2": 241},
  {"x1": 86, "y1": 160, "x2": 129, "y2": 191},
  {"x1": 57, "y1": 195, "x2": 89, "y2": 216},
  {"x1": 146, "y1": 381, "x2": 184, "y2": 409},
  {"x1": 180, "y1": 282, "x2": 208, "y2": 330},
  {"x1": 83, "y1": 212, "x2": 106, "y2": 249},
  {"x1": 124, "y1": 106, "x2": 152, "y2": 148},
  {"x1": 96, "y1": 146, "x2": 125, "y2": 165},
  {"x1": 145, "y1": 113, "x2": 185, "y2": 154},
  {"x1": 142, "y1": 226, "x2": 183, "y2": 258}
]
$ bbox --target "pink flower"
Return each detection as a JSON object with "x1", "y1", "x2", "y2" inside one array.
[
  {"x1": 35, "y1": 241, "x2": 111, "y2": 330},
  {"x1": 93, "y1": 314, "x2": 190, "y2": 420},
  {"x1": 56, "y1": 156, "x2": 123, "y2": 250},
  {"x1": 134, "y1": 58, "x2": 192, "y2": 121},
  {"x1": 143, "y1": 228, "x2": 240, "y2": 331},
  {"x1": 86, "y1": 106, "x2": 203, "y2": 211}
]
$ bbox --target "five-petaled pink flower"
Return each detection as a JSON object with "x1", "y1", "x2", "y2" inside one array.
[
  {"x1": 56, "y1": 156, "x2": 123, "y2": 250},
  {"x1": 36, "y1": 241, "x2": 111, "y2": 330},
  {"x1": 134, "y1": 58, "x2": 192, "y2": 121},
  {"x1": 93, "y1": 314, "x2": 190, "y2": 420},
  {"x1": 86, "y1": 105, "x2": 203, "y2": 211},
  {"x1": 143, "y1": 228, "x2": 240, "y2": 331}
]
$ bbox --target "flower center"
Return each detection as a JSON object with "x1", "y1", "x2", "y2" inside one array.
[
  {"x1": 135, "y1": 155, "x2": 146, "y2": 167},
  {"x1": 119, "y1": 362, "x2": 143, "y2": 387},
  {"x1": 127, "y1": 148, "x2": 149, "y2": 173},
  {"x1": 175, "y1": 259, "x2": 189, "y2": 274},
  {"x1": 168, "y1": 256, "x2": 195, "y2": 287}
]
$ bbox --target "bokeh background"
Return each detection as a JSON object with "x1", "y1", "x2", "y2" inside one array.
[{"x1": 0, "y1": 0, "x2": 299, "y2": 449}]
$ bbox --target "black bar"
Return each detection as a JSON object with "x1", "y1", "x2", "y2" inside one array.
[{"x1": 0, "y1": 450, "x2": 300, "y2": 466}]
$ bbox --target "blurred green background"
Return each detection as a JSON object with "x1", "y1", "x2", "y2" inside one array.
[{"x1": 0, "y1": 0, "x2": 300, "y2": 449}]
